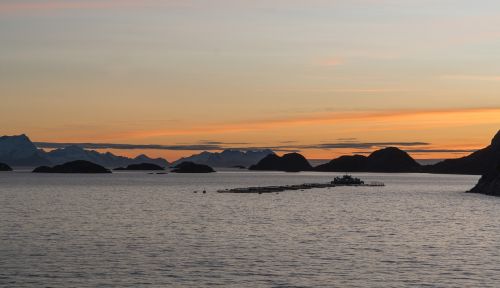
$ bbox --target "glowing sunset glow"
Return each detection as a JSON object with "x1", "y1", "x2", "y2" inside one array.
[{"x1": 1, "y1": 0, "x2": 500, "y2": 161}]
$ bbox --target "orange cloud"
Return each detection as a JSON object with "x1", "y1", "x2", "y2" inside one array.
[{"x1": 119, "y1": 107, "x2": 500, "y2": 140}]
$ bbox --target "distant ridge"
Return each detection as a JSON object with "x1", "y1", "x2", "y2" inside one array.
[
  {"x1": 44, "y1": 145, "x2": 168, "y2": 168},
  {"x1": 172, "y1": 149, "x2": 274, "y2": 168}
]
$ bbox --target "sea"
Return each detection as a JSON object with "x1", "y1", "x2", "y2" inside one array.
[{"x1": 1, "y1": 171, "x2": 500, "y2": 287}]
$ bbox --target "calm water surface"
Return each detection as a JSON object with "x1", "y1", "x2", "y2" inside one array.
[{"x1": 1, "y1": 171, "x2": 499, "y2": 287}]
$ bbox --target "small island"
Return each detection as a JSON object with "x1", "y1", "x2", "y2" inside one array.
[
  {"x1": 114, "y1": 163, "x2": 165, "y2": 171},
  {"x1": 249, "y1": 153, "x2": 313, "y2": 172},
  {"x1": 0, "y1": 162, "x2": 12, "y2": 171},
  {"x1": 33, "y1": 160, "x2": 111, "y2": 174},
  {"x1": 171, "y1": 161, "x2": 215, "y2": 173},
  {"x1": 315, "y1": 147, "x2": 421, "y2": 173}
]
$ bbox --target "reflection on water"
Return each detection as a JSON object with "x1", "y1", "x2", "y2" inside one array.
[{"x1": 1, "y1": 171, "x2": 500, "y2": 287}]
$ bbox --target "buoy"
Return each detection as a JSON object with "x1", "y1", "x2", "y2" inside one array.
[{"x1": 202, "y1": 190, "x2": 206, "y2": 194}]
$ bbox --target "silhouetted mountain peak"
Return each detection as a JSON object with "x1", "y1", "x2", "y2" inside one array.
[
  {"x1": 249, "y1": 152, "x2": 312, "y2": 172},
  {"x1": 368, "y1": 147, "x2": 407, "y2": 157},
  {"x1": 282, "y1": 152, "x2": 308, "y2": 162},
  {"x1": 366, "y1": 147, "x2": 420, "y2": 172},
  {"x1": 315, "y1": 147, "x2": 420, "y2": 172},
  {"x1": 0, "y1": 134, "x2": 49, "y2": 166}
]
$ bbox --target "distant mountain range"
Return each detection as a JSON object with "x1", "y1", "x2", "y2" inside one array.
[
  {"x1": 172, "y1": 149, "x2": 274, "y2": 168},
  {"x1": 44, "y1": 145, "x2": 168, "y2": 168},
  {"x1": 0, "y1": 135, "x2": 168, "y2": 168},
  {"x1": 3, "y1": 131, "x2": 499, "y2": 175}
]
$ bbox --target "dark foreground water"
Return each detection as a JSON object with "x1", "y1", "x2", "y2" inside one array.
[{"x1": 1, "y1": 171, "x2": 499, "y2": 287}]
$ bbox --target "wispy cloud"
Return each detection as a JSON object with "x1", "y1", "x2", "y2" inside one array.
[
  {"x1": 291, "y1": 142, "x2": 429, "y2": 150},
  {"x1": 34, "y1": 142, "x2": 225, "y2": 151},
  {"x1": 34, "y1": 140, "x2": 430, "y2": 152},
  {"x1": 357, "y1": 149, "x2": 478, "y2": 154},
  {"x1": 403, "y1": 149, "x2": 478, "y2": 154},
  {"x1": 118, "y1": 107, "x2": 500, "y2": 139}
]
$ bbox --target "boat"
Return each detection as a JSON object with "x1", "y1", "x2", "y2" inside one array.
[{"x1": 332, "y1": 175, "x2": 364, "y2": 185}]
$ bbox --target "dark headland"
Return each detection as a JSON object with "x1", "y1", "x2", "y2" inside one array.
[
  {"x1": 249, "y1": 153, "x2": 313, "y2": 172},
  {"x1": 468, "y1": 131, "x2": 500, "y2": 196},
  {"x1": 114, "y1": 163, "x2": 164, "y2": 171},
  {"x1": 0, "y1": 162, "x2": 13, "y2": 171},
  {"x1": 171, "y1": 162, "x2": 215, "y2": 173},
  {"x1": 33, "y1": 160, "x2": 111, "y2": 173},
  {"x1": 425, "y1": 130, "x2": 500, "y2": 175},
  {"x1": 469, "y1": 165, "x2": 500, "y2": 196}
]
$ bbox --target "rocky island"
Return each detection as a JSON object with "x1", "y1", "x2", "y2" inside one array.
[
  {"x1": 114, "y1": 163, "x2": 164, "y2": 171},
  {"x1": 33, "y1": 160, "x2": 111, "y2": 173},
  {"x1": 0, "y1": 162, "x2": 12, "y2": 171},
  {"x1": 467, "y1": 131, "x2": 500, "y2": 196},
  {"x1": 249, "y1": 153, "x2": 313, "y2": 172},
  {"x1": 469, "y1": 165, "x2": 500, "y2": 196},
  {"x1": 315, "y1": 147, "x2": 421, "y2": 173},
  {"x1": 171, "y1": 162, "x2": 215, "y2": 173}
]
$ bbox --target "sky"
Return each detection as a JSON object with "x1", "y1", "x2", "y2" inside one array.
[{"x1": 1, "y1": 0, "x2": 500, "y2": 161}]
